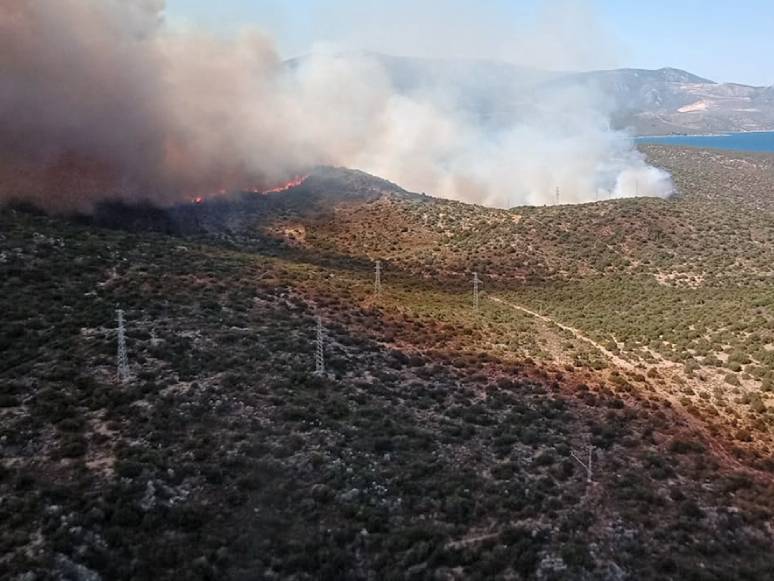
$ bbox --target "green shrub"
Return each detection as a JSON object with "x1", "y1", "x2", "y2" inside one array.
[{"x1": 668, "y1": 438, "x2": 706, "y2": 454}]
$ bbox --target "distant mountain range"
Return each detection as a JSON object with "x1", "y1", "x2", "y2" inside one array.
[
  {"x1": 566, "y1": 67, "x2": 774, "y2": 135},
  {"x1": 290, "y1": 52, "x2": 774, "y2": 136}
]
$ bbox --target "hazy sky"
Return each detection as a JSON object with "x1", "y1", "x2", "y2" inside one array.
[{"x1": 165, "y1": 0, "x2": 774, "y2": 86}]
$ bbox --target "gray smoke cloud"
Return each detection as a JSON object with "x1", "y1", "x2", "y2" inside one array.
[{"x1": 0, "y1": 0, "x2": 673, "y2": 212}]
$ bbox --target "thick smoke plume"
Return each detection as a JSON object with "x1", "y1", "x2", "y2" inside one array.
[{"x1": 0, "y1": 0, "x2": 672, "y2": 213}]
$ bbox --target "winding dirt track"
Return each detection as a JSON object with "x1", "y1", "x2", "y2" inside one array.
[
  {"x1": 489, "y1": 295, "x2": 773, "y2": 482},
  {"x1": 488, "y1": 296, "x2": 636, "y2": 371}
]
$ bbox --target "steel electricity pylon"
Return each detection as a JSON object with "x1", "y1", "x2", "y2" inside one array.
[
  {"x1": 314, "y1": 316, "x2": 325, "y2": 376},
  {"x1": 571, "y1": 446, "x2": 594, "y2": 483},
  {"x1": 473, "y1": 272, "x2": 482, "y2": 313},
  {"x1": 374, "y1": 260, "x2": 383, "y2": 296},
  {"x1": 116, "y1": 308, "x2": 130, "y2": 383}
]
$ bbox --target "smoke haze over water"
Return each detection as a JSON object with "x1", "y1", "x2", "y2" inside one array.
[{"x1": 0, "y1": 0, "x2": 673, "y2": 213}]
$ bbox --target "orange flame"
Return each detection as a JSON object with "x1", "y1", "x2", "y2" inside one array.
[{"x1": 262, "y1": 175, "x2": 307, "y2": 194}]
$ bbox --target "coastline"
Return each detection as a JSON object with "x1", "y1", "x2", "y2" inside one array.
[
  {"x1": 636, "y1": 129, "x2": 774, "y2": 139},
  {"x1": 634, "y1": 130, "x2": 774, "y2": 154}
]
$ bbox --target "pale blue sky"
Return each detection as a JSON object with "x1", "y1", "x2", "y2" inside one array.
[{"x1": 165, "y1": 0, "x2": 774, "y2": 86}]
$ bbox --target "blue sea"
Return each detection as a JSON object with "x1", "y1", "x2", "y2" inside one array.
[{"x1": 637, "y1": 131, "x2": 774, "y2": 153}]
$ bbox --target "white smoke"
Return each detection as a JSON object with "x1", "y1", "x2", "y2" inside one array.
[
  {"x1": 277, "y1": 49, "x2": 674, "y2": 207},
  {"x1": 0, "y1": 0, "x2": 673, "y2": 212}
]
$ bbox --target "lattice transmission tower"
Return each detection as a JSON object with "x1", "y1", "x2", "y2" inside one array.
[
  {"x1": 374, "y1": 260, "x2": 383, "y2": 296},
  {"x1": 314, "y1": 316, "x2": 325, "y2": 376},
  {"x1": 116, "y1": 308, "x2": 130, "y2": 383},
  {"x1": 571, "y1": 445, "x2": 594, "y2": 483},
  {"x1": 473, "y1": 272, "x2": 482, "y2": 313}
]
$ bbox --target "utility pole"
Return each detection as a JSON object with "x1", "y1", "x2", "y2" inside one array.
[
  {"x1": 635, "y1": 180, "x2": 640, "y2": 197},
  {"x1": 555, "y1": 187, "x2": 560, "y2": 205},
  {"x1": 473, "y1": 272, "x2": 482, "y2": 313},
  {"x1": 571, "y1": 445, "x2": 594, "y2": 483},
  {"x1": 314, "y1": 316, "x2": 325, "y2": 376},
  {"x1": 374, "y1": 260, "x2": 382, "y2": 296},
  {"x1": 116, "y1": 308, "x2": 130, "y2": 383}
]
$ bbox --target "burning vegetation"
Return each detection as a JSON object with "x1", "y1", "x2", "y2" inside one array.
[
  {"x1": 189, "y1": 177, "x2": 308, "y2": 205},
  {"x1": 262, "y1": 175, "x2": 308, "y2": 194},
  {"x1": 1, "y1": 0, "x2": 674, "y2": 215}
]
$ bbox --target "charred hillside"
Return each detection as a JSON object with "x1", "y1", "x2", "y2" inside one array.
[{"x1": 85, "y1": 166, "x2": 419, "y2": 238}]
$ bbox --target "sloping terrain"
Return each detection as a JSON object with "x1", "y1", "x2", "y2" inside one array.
[
  {"x1": 213, "y1": 147, "x2": 774, "y2": 467},
  {"x1": 309, "y1": 53, "x2": 774, "y2": 135},
  {"x1": 1, "y1": 145, "x2": 774, "y2": 579},
  {"x1": 572, "y1": 69, "x2": 774, "y2": 135}
]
